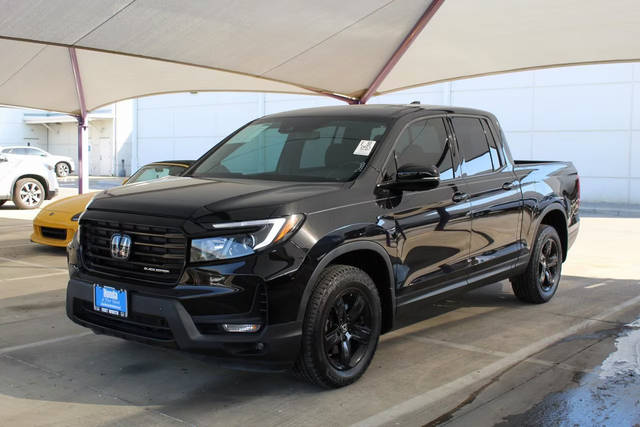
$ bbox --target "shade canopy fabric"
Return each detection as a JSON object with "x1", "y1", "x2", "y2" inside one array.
[{"x1": 1, "y1": 0, "x2": 640, "y2": 115}]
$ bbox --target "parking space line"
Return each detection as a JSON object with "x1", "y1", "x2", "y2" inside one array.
[
  {"x1": 352, "y1": 293, "x2": 640, "y2": 427},
  {"x1": 0, "y1": 332, "x2": 92, "y2": 355},
  {"x1": 2, "y1": 271, "x2": 68, "y2": 282},
  {"x1": 1, "y1": 242, "x2": 37, "y2": 247},
  {"x1": 405, "y1": 335, "x2": 589, "y2": 373},
  {"x1": 0, "y1": 256, "x2": 66, "y2": 271},
  {"x1": 585, "y1": 281, "x2": 610, "y2": 289}
]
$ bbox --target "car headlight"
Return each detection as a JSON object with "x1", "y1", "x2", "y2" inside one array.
[{"x1": 190, "y1": 214, "x2": 304, "y2": 262}]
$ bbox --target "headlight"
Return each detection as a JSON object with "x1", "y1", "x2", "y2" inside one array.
[
  {"x1": 190, "y1": 214, "x2": 304, "y2": 262},
  {"x1": 71, "y1": 212, "x2": 82, "y2": 221}
]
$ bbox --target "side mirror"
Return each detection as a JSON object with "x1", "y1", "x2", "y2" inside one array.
[
  {"x1": 0, "y1": 154, "x2": 7, "y2": 162},
  {"x1": 40, "y1": 153, "x2": 47, "y2": 157},
  {"x1": 381, "y1": 164, "x2": 440, "y2": 192}
]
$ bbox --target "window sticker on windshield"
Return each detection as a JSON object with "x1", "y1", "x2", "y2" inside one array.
[{"x1": 353, "y1": 140, "x2": 376, "y2": 156}]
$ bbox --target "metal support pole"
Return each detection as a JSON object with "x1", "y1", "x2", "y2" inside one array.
[
  {"x1": 69, "y1": 47, "x2": 89, "y2": 194},
  {"x1": 358, "y1": 0, "x2": 445, "y2": 104},
  {"x1": 76, "y1": 116, "x2": 89, "y2": 194}
]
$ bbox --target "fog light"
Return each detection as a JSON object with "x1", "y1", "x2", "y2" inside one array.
[{"x1": 221, "y1": 323, "x2": 261, "y2": 333}]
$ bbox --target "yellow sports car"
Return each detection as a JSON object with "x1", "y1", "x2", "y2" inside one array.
[{"x1": 31, "y1": 160, "x2": 193, "y2": 247}]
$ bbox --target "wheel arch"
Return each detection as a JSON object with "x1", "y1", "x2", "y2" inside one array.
[
  {"x1": 56, "y1": 160, "x2": 71, "y2": 169},
  {"x1": 13, "y1": 174, "x2": 50, "y2": 199},
  {"x1": 297, "y1": 241, "x2": 396, "y2": 333},
  {"x1": 537, "y1": 206, "x2": 568, "y2": 261}
]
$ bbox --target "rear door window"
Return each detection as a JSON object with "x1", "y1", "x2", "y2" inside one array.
[
  {"x1": 481, "y1": 119, "x2": 503, "y2": 169},
  {"x1": 451, "y1": 117, "x2": 494, "y2": 176}
]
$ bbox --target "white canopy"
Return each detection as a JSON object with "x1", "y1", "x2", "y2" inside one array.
[{"x1": 2, "y1": 0, "x2": 640, "y2": 115}]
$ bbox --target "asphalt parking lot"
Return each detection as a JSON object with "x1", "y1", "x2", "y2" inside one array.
[{"x1": 1, "y1": 202, "x2": 639, "y2": 426}]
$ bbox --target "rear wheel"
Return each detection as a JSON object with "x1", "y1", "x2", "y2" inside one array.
[
  {"x1": 13, "y1": 178, "x2": 44, "y2": 209},
  {"x1": 0, "y1": 200, "x2": 5, "y2": 207},
  {"x1": 295, "y1": 264, "x2": 381, "y2": 388},
  {"x1": 510, "y1": 225, "x2": 562, "y2": 303},
  {"x1": 55, "y1": 162, "x2": 70, "y2": 177}
]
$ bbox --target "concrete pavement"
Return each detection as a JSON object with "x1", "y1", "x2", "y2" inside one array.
[{"x1": 0, "y1": 212, "x2": 638, "y2": 426}]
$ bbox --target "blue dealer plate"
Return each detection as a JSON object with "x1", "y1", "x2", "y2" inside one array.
[{"x1": 93, "y1": 284, "x2": 128, "y2": 317}]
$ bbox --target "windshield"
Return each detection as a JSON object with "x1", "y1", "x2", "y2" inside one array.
[
  {"x1": 190, "y1": 117, "x2": 389, "y2": 182},
  {"x1": 127, "y1": 164, "x2": 188, "y2": 184}
]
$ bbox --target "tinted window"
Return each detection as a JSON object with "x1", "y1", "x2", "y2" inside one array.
[
  {"x1": 192, "y1": 118, "x2": 389, "y2": 182},
  {"x1": 481, "y1": 119, "x2": 502, "y2": 169},
  {"x1": 27, "y1": 148, "x2": 43, "y2": 156},
  {"x1": 128, "y1": 164, "x2": 189, "y2": 184},
  {"x1": 395, "y1": 118, "x2": 454, "y2": 180},
  {"x1": 219, "y1": 126, "x2": 287, "y2": 174},
  {"x1": 12, "y1": 148, "x2": 28, "y2": 155},
  {"x1": 452, "y1": 117, "x2": 493, "y2": 176}
]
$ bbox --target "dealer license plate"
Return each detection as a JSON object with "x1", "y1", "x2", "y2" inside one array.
[{"x1": 93, "y1": 284, "x2": 128, "y2": 318}]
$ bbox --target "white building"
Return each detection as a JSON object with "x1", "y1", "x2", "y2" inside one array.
[{"x1": 1, "y1": 62, "x2": 639, "y2": 206}]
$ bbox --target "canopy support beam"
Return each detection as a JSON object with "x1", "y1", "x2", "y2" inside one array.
[
  {"x1": 357, "y1": 0, "x2": 445, "y2": 104},
  {"x1": 313, "y1": 91, "x2": 359, "y2": 105},
  {"x1": 69, "y1": 47, "x2": 89, "y2": 194}
]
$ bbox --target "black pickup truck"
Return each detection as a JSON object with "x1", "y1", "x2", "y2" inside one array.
[{"x1": 66, "y1": 104, "x2": 580, "y2": 388}]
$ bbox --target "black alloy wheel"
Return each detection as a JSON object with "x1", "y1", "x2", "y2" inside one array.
[
  {"x1": 510, "y1": 224, "x2": 562, "y2": 304},
  {"x1": 295, "y1": 264, "x2": 381, "y2": 388},
  {"x1": 538, "y1": 238, "x2": 560, "y2": 292},
  {"x1": 323, "y1": 289, "x2": 373, "y2": 371}
]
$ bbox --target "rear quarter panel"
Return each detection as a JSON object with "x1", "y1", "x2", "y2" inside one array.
[{"x1": 514, "y1": 161, "x2": 579, "y2": 256}]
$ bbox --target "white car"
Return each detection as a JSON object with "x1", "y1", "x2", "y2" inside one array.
[
  {"x1": 0, "y1": 146, "x2": 75, "y2": 177},
  {"x1": 0, "y1": 153, "x2": 59, "y2": 209}
]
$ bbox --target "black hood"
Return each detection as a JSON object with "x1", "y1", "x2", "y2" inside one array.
[{"x1": 88, "y1": 176, "x2": 344, "y2": 220}]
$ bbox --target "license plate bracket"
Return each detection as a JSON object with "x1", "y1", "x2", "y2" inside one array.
[{"x1": 93, "y1": 284, "x2": 128, "y2": 318}]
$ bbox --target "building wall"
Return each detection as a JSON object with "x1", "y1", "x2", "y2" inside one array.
[
  {"x1": 36, "y1": 119, "x2": 114, "y2": 175},
  {"x1": 0, "y1": 108, "x2": 47, "y2": 149},
  {"x1": 131, "y1": 62, "x2": 640, "y2": 205}
]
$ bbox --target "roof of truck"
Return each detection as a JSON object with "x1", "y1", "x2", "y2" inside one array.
[
  {"x1": 149, "y1": 160, "x2": 194, "y2": 167},
  {"x1": 265, "y1": 104, "x2": 496, "y2": 120}
]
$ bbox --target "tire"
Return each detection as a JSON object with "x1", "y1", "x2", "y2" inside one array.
[
  {"x1": 13, "y1": 178, "x2": 45, "y2": 209},
  {"x1": 0, "y1": 200, "x2": 5, "y2": 207},
  {"x1": 55, "y1": 162, "x2": 70, "y2": 177},
  {"x1": 294, "y1": 264, "x2": 382, "y2": 388},
  {"x1": 510, "y1": 225, "x2": 562, "y2": 304}
]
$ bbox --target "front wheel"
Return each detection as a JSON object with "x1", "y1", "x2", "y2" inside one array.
[
  {"x1": 13, "y1": 178, "x2": 44, "y2": 209},
  {"x1": 295, "y1": 264, "x2": 381, "y2": 388},
  {"x1": 55, "y1": 162, "x2": 70, "y2": 177},
  {"x1": 510, "y1": 224, "x2": 562, "y2": 303}
]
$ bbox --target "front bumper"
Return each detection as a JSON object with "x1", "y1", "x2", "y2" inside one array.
[
  {"x1": 31, "y1": 215, "x2": 76, "y2": 247},
  {"x1": 66, "y1": 278, "x2": 302, "y2": 370}
]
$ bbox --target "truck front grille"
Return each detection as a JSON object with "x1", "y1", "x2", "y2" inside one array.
[{"x1": 81, "y1": 219, "x2": 186, "y2": 285}]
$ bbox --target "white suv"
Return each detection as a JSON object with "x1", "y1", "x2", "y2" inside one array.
[
  {"x1": 0, "y1": 146, "x2": 75, "y2": 177},
  {"x1": 0, "y1": 153, "x2": 59, "y2": 209}
]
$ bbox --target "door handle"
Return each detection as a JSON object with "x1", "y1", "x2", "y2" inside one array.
[
  {"x1": 452, "y1": 192, "x2": 469, "y2": 203},
  {"x1": 502, "y1": 181, "x2": 517, "y2": 191}
]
